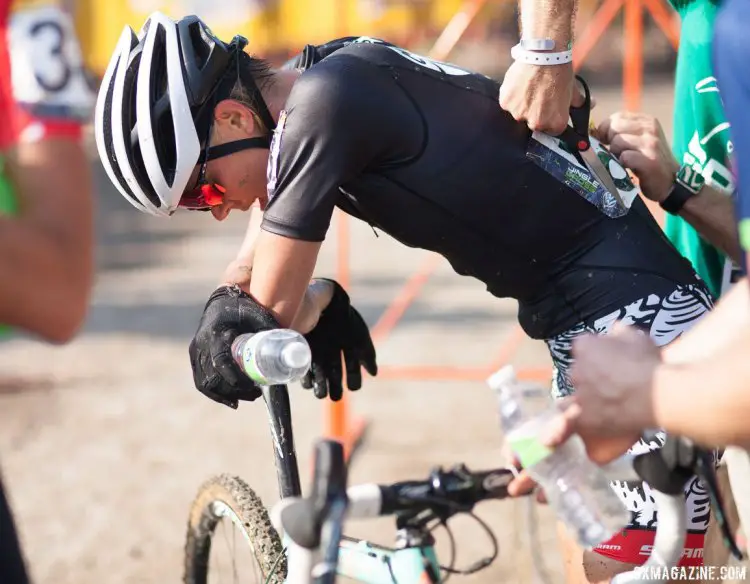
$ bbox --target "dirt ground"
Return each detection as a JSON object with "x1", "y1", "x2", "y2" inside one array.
[{"x1": 1, "y1": 77, "x2": 744, "y2": 584}]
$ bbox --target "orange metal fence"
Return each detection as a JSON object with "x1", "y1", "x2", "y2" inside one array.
[{"x1": 325, "y1": 0, "x2": 677, "y2": 455}]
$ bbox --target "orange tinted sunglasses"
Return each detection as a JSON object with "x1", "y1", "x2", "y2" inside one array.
[{"x1": 179, "y1": 135, "x2": 270, "y2": 211}]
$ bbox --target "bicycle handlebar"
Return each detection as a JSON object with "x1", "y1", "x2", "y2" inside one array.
[
  {"x1": 275, "y1": 448, "x2": 515, "y2": 584},
  {"x1": 277, "y1": 457, "x2": 515, "y2": 549},
  {"x1": 347, "y1": 465, "x2": 515, "y2": 520},
  {"x1": 273, "y1": 436, "x2": 736, "y2": 584}
]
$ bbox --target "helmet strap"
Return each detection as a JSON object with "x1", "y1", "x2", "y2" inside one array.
[
  {"x1": 200, "y1": 137, "x2": 270, "y2": 162},
  {"x1": 235, "y1": 51, "x2": 277, "y2": 134}
]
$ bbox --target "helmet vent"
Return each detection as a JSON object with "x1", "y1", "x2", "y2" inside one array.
[{"x1": 189, "y1": 22, "x2": 212, "y2": 70}]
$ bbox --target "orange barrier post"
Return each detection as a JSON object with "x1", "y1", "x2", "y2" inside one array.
[
  {"x1": 324, "y1": 212, "x2": 368, "y2": 460},
  {"x1": 574, "y1": 0, "x2": 678, "y2": 223},
  {"x1": 428, "y1": 0, "x2": 490, "y2": 62},
  {"x1": 370, "y1": 255, "x2": 442, "y2": 342},
  {"x1": 572, "y1": 0, "x2": 625, "y2": 70},
  {"x1": 573, "y1": 0, "x2": 680, "y2": 110},
  {"x1": 623, "y1": 0, "x2": 644, "y2": 111}
]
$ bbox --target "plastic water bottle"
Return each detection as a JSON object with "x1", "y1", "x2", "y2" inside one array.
[
  {"x1": 231, "y1": 330, "x2": 312, "y2": 385},
  {"x1": 488, "y1": 365, "x2": 630, "y2": 548}
]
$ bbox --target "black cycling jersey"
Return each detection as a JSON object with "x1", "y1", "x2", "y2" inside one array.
[{"x1": 263, "y1": 37, "x2": 703, "y2": 339}]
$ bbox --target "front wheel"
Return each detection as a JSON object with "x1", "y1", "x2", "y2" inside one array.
[{"x1": 184, "y1": 474, "x2": 287, "y2": 584}]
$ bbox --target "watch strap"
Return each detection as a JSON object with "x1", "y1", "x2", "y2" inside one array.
[{"x1": 660, "y1": 181, "x2": 697, "y2": 215}]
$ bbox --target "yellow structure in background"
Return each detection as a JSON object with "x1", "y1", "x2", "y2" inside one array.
[
  {"x1": 74, "y1": 0, "x2": 473, "y2": 75},
  {"x1": 73, "y1": 0, "x2": 608, "y2": 78}
]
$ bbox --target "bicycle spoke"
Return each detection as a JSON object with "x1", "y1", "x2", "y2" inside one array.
[
  {"x1": 221, "y1": 517, "x2": 234, "y2": 582},
  {"x1": 209, "y1": 515, "x2": 260, "y2": 584}
]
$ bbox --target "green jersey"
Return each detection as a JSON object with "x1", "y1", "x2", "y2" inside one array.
[
  {"x1": 667, "y1": 0, "x2": 732, "y2": 299},
  {"x1": 0, "y1": 157, "x2": 17, "y2": 335}
]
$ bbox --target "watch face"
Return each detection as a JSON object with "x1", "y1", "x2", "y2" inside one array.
[{"x1": 676, "y1": 164, "x2": 705, "y2": 194}]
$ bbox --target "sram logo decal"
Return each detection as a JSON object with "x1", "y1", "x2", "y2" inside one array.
[
  {"x1": 639, "y1": 545, "x2": 704, "y2": 559},
  {"x1": 352, "y1": 36, "x2": 472, "y2": 77}
]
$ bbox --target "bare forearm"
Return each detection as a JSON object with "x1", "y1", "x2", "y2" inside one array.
[
  {"x1": 221, "y1": 210, "x2": 265, "y2": 293},
  {"x1": 223, "y1": 222, "x2": 333, "y2": 334},
  {"x1": 0, "y1": 140, "x2": 93, "y2": 342},
  {"x1": 662, "y1": 278, "x2": 749, "y2": 364},
  {"x1": 0, "y1": 218, "x2": 89, "y2": 341},
  {"x1": 655, "y1": 329, "x2": 750, "y2": 449},
  {"x1": 676, "y1": 185, "x2": 741, "y2": 263},
  {"x1": 519, "y1": 0, "x2": 578, "y2": 46},
  {"x1": 223, "y1": 258, "x2": 330, "y2": 334}
]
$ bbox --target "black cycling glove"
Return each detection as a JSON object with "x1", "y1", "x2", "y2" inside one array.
[
  {"x1": 301, "y1": 279, "x2": 378, "y2": 401},
  {"x1": 189, "y1": 285, "x2": 280, "y2": 409}
]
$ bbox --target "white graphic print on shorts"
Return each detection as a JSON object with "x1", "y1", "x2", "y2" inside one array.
[
  {"x1": 547, "y1": 284, "x2": 713, "y2": 399},
  {"x1": 545, "y1": 283, "x2": 714, "y2": 533}
]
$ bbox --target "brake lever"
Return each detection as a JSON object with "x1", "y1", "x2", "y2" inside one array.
[{"x1": 636, "y1": 436, "x2": 745, "y2": 561}]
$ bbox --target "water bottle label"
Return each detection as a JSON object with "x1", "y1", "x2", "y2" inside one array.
[
  {"x1": 240, "y1": 334, "x2": 271, "y2": 385},
  {"x1": 508, "y1": 435, "x2": 553, "y2": 468}
]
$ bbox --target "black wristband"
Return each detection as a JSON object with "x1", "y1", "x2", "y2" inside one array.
[{"x1": 659, "y1": 181, "x2": 696, "y2": 215}]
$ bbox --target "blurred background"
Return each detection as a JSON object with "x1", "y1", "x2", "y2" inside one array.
[
  {"x1": 74, "y1": 0, "x2": 679, "y2": 84},
  {"x1": 0, "y1": 1, "x2": 686, "y2": 583}
]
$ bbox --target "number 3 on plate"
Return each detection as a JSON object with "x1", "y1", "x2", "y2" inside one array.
[{"x1": 8, "y1": 5, "x2": 94, "y2": 120}]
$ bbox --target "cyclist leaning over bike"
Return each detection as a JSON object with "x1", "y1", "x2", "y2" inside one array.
[{"x1": 96, "y1": 13, "x2": 717, "y2": 583}]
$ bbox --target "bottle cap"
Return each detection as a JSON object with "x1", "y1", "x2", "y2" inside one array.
[
  {"x1": 486, "y1": 365, "x2": 517, "y2": 391},
  {"x1": 281, "y1": 341, "x2": 311, "y2": 369}
]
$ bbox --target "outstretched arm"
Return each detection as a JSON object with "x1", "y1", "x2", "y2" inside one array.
[{"x1": 596, "y1": 112, "x2": 740, "y2": 262}]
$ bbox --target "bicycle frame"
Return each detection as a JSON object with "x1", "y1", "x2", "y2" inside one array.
[{"x1": 285, "y1": 535, "x2": 442, "y2": 584}]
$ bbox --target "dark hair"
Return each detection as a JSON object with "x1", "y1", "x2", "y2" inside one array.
[{"x1": 227, "y1": 54, "x2": 274, "y2": 133}]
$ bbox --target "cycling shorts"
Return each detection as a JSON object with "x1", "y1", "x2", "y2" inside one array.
[
  {"x1": 545, "y1": 281, "x2": 715, "y2": 567},
  {"x1": 0, "y1": 469, "x2": 30, "y2": 584}
]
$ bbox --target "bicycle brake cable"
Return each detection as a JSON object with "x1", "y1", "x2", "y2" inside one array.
[
  {"x1": 694, "y1": 449, "x2": 745, "y2": 560},
  {"x1": 435, "y1": 511, "x2": 499, "y2": 577}
]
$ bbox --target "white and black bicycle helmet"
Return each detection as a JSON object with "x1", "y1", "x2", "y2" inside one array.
[{"x1": 94, "y1": 12, "x2": 275, "y2": 216}]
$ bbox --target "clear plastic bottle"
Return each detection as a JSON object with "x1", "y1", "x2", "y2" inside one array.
[
  {"x1": 231, "y1": 330, "x2": 312, "y2": 385},
  {"x1": 488, "y1": 365, "x2": 630, "y2": 548}
]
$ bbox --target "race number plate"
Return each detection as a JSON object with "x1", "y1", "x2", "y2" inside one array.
[
  {"x1": 527, "y1": 131, "x2": 640, "y2": 219},
  {"x1": 9, "y1": 5, "x2": 94, "y2": 122}
]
